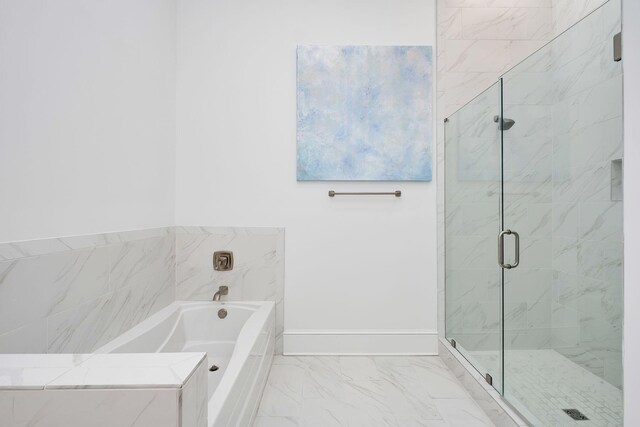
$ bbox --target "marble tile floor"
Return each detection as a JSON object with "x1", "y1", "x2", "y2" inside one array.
[
  {"x1": 472, "y1": 349, "x2": 622, "y2": 427},
  {"x1": 254, "y1": 355, "x2": 495, "y2": 427}
]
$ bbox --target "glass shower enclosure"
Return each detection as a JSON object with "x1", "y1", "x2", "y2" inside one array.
[{"x1": 444, "y1": 1, "x2": 623, "y2": 425}]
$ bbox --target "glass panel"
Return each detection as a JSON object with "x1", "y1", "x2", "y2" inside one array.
[
  {"x1": 501, "y1": 0, "x2": 623, "y2": 424},
  {"x1": 445, "y1": 82, "x2": 503, "y2": 392}
]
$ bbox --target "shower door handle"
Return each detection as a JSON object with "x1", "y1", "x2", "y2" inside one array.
[{"x1": 498, "y1": 229, "x2": 520, "y2": 269}]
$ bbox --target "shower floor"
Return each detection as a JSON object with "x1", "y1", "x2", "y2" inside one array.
[{"x1": 471, "y1": 349, "x2": 622, "y2": 427}]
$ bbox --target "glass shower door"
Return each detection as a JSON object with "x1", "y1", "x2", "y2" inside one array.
[
  {"x1": 444, "y1": 82, "x2": 503, "y2": 391},
  {"x1": 501, "y1": 0, "x2": 623, "y2": 424}
]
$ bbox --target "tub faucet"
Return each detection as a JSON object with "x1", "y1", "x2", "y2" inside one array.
[{"x1": 213, "y1": 285, "x2": 228, "y2": 301}]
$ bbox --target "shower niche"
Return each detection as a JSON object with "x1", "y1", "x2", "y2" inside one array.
[{"x1": 444, "y1": 0, "x2": 624, "y2": 425}]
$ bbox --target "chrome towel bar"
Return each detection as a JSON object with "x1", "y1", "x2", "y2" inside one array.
[{"x1": 328, "y1": 191, "x2": 401, "y2": 197}]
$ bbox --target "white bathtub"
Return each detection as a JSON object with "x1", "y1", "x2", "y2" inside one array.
[{"x1": 96, "y1": 300, "x2": 275, "y2": 426}]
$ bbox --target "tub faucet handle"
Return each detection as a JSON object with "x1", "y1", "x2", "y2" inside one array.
[{"x1": 213, "y1": 251, "x2": 234, "y2": 271}]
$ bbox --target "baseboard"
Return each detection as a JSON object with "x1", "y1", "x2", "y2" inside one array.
[{"x1": 282, "y1": 329, "x2": 438, "y2": 355}]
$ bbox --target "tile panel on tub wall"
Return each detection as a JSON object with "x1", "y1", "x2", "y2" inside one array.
[
  {"x1": 176, "y1": 227, "x2": 280, "y2": 300},
  {"x1": 46, "y1": 268, "x2": 174, "y2": 353},
  {"x1": 0, "y1": 321, "x2": 47, "y2": 354},
  {"x1": 0, "y1": 228, "x2": 176, "y2": 354},
  {"x1": 0, "y1": 247, "x2": 110, "y2": 336},
  {"x1": 180, "y1": 357, "x2": 208, "y2": 427},
  {"x1": 109, "y1": 235, "x2": 175, "y2": 290},
  {"x1": 0, "y1": 227, "x2": 171, "y2": 262},
  {"x1": 176, "y1": 226, "x2": 285, "y2": 354},
  {"x1": 0, "y1": 388, "x2": 179, "y2": 427}
]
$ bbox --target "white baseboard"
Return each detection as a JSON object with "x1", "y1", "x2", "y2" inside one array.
[{"x1": 282, "y1": 329, "x2": 438, "y2": 355}]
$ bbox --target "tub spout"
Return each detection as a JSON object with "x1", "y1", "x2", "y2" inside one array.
[{"x1": 213, "y1": 285, "x2": 228, "y2": 301}]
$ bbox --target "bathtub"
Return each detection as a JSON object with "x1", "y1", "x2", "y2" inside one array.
[{"x1": 96, "y1": 300, "x2": 275, "y2": 426}]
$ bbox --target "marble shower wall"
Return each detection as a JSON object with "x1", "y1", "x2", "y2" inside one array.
[
  {"x1": 500, "y1": 0, "x2": 622, "y2": 386},
  {"x1": 444, "y1": 83, "x2": 503, "y2": 356},
  {"x1": 501, "y1": 39, "x2": 555, "y2": 350},
  {"x1": 437, "y1": 0, "x2": 554, "y2": 338},
  {"x1": 445, "y1": 41, "x2": 557, "y2": 353},
  {"x1": 547, "y1": 0, "x2": 623, "y2": 387},
  {"x1": 0, "y1": 228, "x2": 175, "y2": 354},
  {"x1": 552, "y1": 0, "x2": 610, "y2": 36},
  {"x1": 439, "y1": 0, "x2": 623, "y2": 388},
  {"x1": 175, "y1": 227, "x2": 285, "y2": 354}
]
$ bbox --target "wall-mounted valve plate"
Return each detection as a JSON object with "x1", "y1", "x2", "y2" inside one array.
[{"x1": 213, "y1": 251, "x2": 234, "y2": 271}]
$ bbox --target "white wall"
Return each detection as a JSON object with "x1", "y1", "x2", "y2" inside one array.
[
  {"x1": 176, "y1": 0, "x2": 438, "y2": 353},
  {"x1": 623, "y1": 0, "x2": 640, "y2": 422},
  {"x1": 0, "y1": 0, "x2": 176, "y2": 242}
]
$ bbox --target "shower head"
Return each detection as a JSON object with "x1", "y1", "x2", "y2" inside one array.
[{"x1": 493, "y1": 115, "x2": 516, "y2": 131}]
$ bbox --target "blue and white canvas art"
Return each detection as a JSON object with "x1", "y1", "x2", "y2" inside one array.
[{"x1": 296, "y1": 46, "x2": 433, "y2": 181}]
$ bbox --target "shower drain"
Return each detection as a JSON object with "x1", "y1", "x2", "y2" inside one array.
[
  {"x1": 209, "y1": 365, "x2": 219, "y2": 372},
  {"x1": 563, "y1": 409, "x2": 589, "y2": 421}
]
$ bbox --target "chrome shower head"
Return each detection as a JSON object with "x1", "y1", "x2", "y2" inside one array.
[{"x1": 493, "y1": 115, "x2": 516, "y2": 131}]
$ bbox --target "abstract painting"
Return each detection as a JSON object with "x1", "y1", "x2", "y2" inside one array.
[{"x1": 296, "y1": 46, "x2": 433, "y2": 181}]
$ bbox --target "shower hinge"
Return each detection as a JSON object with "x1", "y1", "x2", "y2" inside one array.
[
  {"x1": 614, "y1": 32, "x2": 622, "y2": 62},
  {"x1": 450, "y1": 339, "x2": 457, "y2": 349},
  {"x1": 485, "y1": 373, "x2": 493, "y2": 386}
]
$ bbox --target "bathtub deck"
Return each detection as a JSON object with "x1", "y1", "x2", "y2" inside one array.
[{"x1": 254, "y1": 355, "x2": 494, "y2": 427}]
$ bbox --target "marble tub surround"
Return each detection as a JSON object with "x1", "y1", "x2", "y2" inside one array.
[
  {"x1": 0, "y1": 227, "x2": 176, "y2": 354},
  {"x1": 0, "y1": 352, "x2": 207, "y2": 427},
  {"x1": 176, "y1": 226, "x2": 285, "y2": 354},
  {"x1": 0, "y1": 227, "x2": 174, "y2": 262},
  {"x1": 1, "y1": 299, "x2": 274, "y2": 426},
  {"x1": 254, "y1": 355, "x2": 495, "y2": 427},
  {"x1": 0, "y1": 225, "x2": 285, "y2": 356},
  {"x1": 0, "y1": 388, "x2": 185, "y2": 427},
  {"x1": 0, "y1": 354, "x2": 92, "y2": 390},
  {"x1": 0, "y1": 352, "x2": 206, "y2": 390},
  {"x1": 181, "y1": 359, "x2": 209, "y2": 427},
  {"x1": 46, "y1": 352, "x2": 207, "y2": 389}
]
